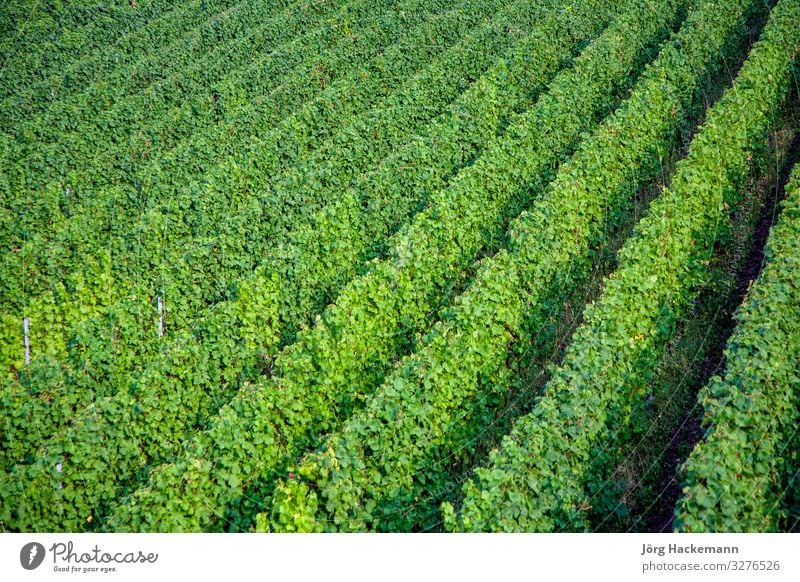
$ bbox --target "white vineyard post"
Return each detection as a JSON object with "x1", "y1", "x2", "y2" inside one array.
[
  {"x1": 23, "y1": 317, "x2": 30, "y2": 365},
  {"x1": 157, "y1": 295, "x2": 164, "y2": 338}
]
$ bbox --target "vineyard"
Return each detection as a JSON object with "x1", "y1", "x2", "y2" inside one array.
[{"x1": 1, "y1": 0, "x2": 799, "y2": 533}]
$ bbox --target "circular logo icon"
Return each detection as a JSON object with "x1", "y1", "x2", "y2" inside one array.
[{"x1": 20, "y1": 542, "x2": 46, "y2": 570}]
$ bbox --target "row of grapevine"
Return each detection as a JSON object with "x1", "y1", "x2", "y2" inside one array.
[
  {"x1": 2, "y1": 0, "x2": 347, "y2": 197},
  {"x1": 0, "y1": 0, "x2": 400, "y2": 259},
  {"x1": 1, "y1": 0, "x2": 535, "y2": 473},
  {"x1": 243, "y1": 0, "x2": 622, "y2": 349},
  {"x1": 0, "y1": 0, "x2": 489, "y2": 373},
  {"x1": 129, "y1": 0, "x2": 568, "y2": 332},
  {"x1": 0, "y1": 0, "x2": 247, "y2": 126},
  {"x1": 0, "y1": 0, "x2": 615, "y2": 532},
  {"x1": 674, "y1": 162, "x2": 800, "y2": 532},
  {"x1": 97, "y1": 0, "x2": 690, "y2": 532},
  {"x1": 445, "y1": 0, "x2": 800, "y2": 532},
  {"x1": 0, "y1": 0, "x2": 185, "y2": 98},
  {"x1": 262, "y1": 0, "x2": 760, "y2": 533},
  {"x1": 0, "y1": 0, "x2": 514, "y2": 462},
  {"x1": 5, "y1": 0, "x2": 577, "y2": 427},
  {"x1": 0, "y1": 0, "x2": 406, "y2": 324}
]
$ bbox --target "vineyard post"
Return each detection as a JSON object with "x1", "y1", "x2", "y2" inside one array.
[
  {"x1": 23, "y1": 317, "x2": 30, "y2": 365},
  {"x1": 157, "y1": 295, "x2": 164, "y2": 338}
]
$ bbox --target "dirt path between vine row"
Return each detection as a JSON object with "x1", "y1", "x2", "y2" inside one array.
[{"x1": 645, "y1": 128, "x2": 800, "y2": 533}]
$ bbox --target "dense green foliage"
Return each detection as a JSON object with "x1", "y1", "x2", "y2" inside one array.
[
  {"x1": 262, "y1": 0, "x2": 760, "y2": 532},
  {"x1": 259, "y1": 0, "x2": 620, "y2": 346},
  {"x1": 1, "y1": 0, "x2": 578, "y2": 531},
  {"x1": 104, "y1": 0, "x2": 671, "y2": 531},
  {"x1": 1, "y1": 0, "x2": 352, "y2": 247},
  {"x1": 0, "y1": 0, "x2": 619, "y2": 484},
  {"x1": 445, "y1": 0, "x2": 800, "y2": 532},
  {"x1": 0, "y1": 0, "x2": 232, "y2": 108},
  {"x1": 2, "y1": 0, "x2": 797, "y2": 533},
  {"x1": 1, "y1": 0, "x2": 279, "y2": 134},
  {"x1": 674, "y1": 163, "x2": 800, "y2": 532},
  {"x1": 0, "y1": 0, "x2": 469, "y2": 346},
  {"x1": 0, "y1": 0, "x2": 499, "y2": 463}
]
